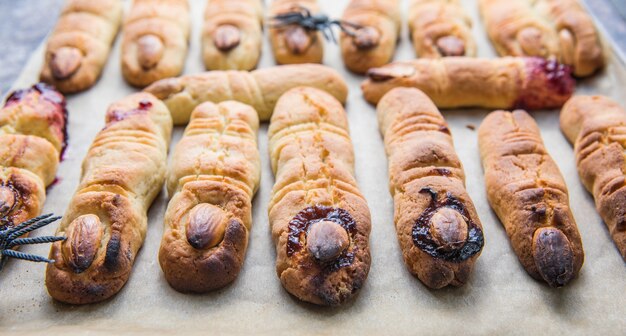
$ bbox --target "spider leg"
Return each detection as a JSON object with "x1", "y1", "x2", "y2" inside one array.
[
  {"x1": 8, "y1": 215, "x2": 61, "y2": 240},
  {"x1": 1, "y1": 249, "x2": 54, "y2": 263},
  {"x1": 8, "y1": 235, "x2": 65, "y2": 248},
  {"x1": 5, "y1": 213, "x2": 54, "y2": 235}
]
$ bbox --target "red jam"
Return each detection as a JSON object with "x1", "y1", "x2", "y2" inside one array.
[
  {"x1": 515, "y1": 57, "x2": 575, "y2": 110},
  {"x1": 106, "y1": 99, "x2": 153, "y2": 123},
  {"x1": 4, "y1": 83, "x2": 68, "y2": 160}
]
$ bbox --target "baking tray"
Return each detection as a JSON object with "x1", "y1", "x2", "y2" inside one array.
[{"x1": 1, "y1": 0, "x2": 625, "y2": 334}]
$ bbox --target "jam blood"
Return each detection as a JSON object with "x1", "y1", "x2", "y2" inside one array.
[
  {"x1": 107, "y1": 99, "x2": 153, "y2": 123},
  {"x1": 4, "y1": 83, "x2": 69, "y2": 159}
]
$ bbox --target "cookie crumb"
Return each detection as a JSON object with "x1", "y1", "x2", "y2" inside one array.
[{"x1": 466, "y1": 124, "x2": 476, "y2": 130}]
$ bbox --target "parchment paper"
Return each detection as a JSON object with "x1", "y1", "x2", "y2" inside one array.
[{"x1": 1, "y1": 0, "x2": 624, "y2": 335}]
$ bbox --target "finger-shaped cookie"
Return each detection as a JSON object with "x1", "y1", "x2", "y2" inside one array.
[
  {"x1": 159, "y1": 101, "x2": 260, "y2": 293},
  {"x1": 377, "y1": 87, "x2": 484, "y2": 289},
  {"x1": 408, "y1": 0, "x2": 475, "y2": 58},
  {"x1": 268, "y1": 87, "x2": 371, "y2": 305},
  {"x1": 46, "y1": 93, "x2": 173, "y2": 304},
  {"x1": 203, "y1": 0, "x2": 263, "y2": 70},
  {"x1": 479, "y1": 0, "x2": 603, "y2": 77},
  {"x1": 144, "y1": 64, "x2": 348, "y2": 124},
  {"x1": 122, "y1": 0, "x2": 191, "y2": 87},
  {"x1": 0, "y1": 84, "x2": 67, "y2": 234},
  {"x1": 362, "y1": 57, "x2": 575, "y2": 110},
  {"x1": 339, "y1": 0, "x2": 401, "y2": 74},
  {"x1": 560, "y1": 95, "x2": 626, "y2": 260},
  {"x1": 40, "y1": 0, "x2": 122, "y2": 93},
  {"x1": 269, "y1": 0, "x2": 324, "y2": 64},
  {"x1": 479, "y1": 110, "x2": 584, "y2": 287}
]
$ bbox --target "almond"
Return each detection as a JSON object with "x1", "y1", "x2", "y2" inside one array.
[
  {"x1": 367, "y1": 64, "x2": 416, "y2": 81},
  {"x1": 533, "y1": 227, "x2": 574, "y2": 287},
  {"x1": 307, "y1": 220, "x2": 349, "y2": 262},
  {"x1": 284, "y1": 26, "x2": 312, "y2": 54},
  {"x1": 0, "y1": 186, "x2": 15, "y2": 216},
  {"x1": 436, "y1": 36, "x2": 466, "y2": 57},
  {"x1": 214, "y1": 24, "x2": 241, "y2": 51},
  {"x1": 62, "y1": 214, "x2": 103, "y2": 273},
  {"x1": 137, "y1": 34, "x2": 164, "y2": 70},
  {"x1": 517, "y1": 27, "x2": 548, "y2": 57},
  {"x1": 144, "y1": 78, "x2": 183, "y2": 100},
  {"x1": 429, "y1": 208, "x2": 468, "y2": 252},
  {"x1": 50, "y1": 47, "x2": 82, "y2": 80},
  {"x1": 186, "y1": 203, "x2": 228, "y2": 249},
  {"x1": 353, "y1": 26, "x2": 380, "y2": 49},
  {"x1": 559, "y1": 29, "x2": 575, "y2": 67}
]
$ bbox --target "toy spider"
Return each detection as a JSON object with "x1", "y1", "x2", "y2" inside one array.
[
  {"x1": 0, "y1": 213, "x2": 64, "y2": 271},
  {"x1": 270, "y1": 6, "x2": 363, "y2": 43}
]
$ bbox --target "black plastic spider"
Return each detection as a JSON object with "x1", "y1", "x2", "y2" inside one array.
[
  {"x1": 270, "y1": 6, "x2": 363, "y2": 43},
  {"x1": 0, "y1": 213, "x2": 64, "y2": 271}
]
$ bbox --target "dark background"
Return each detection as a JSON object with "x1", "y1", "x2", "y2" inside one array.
[{"x1": 0, "y1": 0, "x2": 624, "y2": 94}]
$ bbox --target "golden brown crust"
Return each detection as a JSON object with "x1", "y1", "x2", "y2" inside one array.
[
  {"x1": 408, "y1": 0, "x2": 475, "y2": 58},
  {"x1": 479, "y1": 0, "x2": 603, "y2": 77},
  {"x1": 361, "y1": 57, "x2": 575, "y2": 110},
  {"x1": 376, "y1": 87, "x2": 484, "y2": 289},
  {"x1": 159, "y1": 101, "x2": 260, "y2": 293},
  {"x1": 269, "y1": 0, "x2": 323, "y2": 64},
  {"x1": 560, "y1": 95, "x2": 626, "y2": 260},
  {"x1": 46, "y1": 93, "x2": 172, "y2": 304},
  {"x1": 122, "y1": 0, "x2": 190, "y2": 87},
  {"x1": 479, "y1": 110, "x2": 584, "y2": 286},
  {"x1": 144, "y1": 64, "x2": 348, "y2": 124},
  {"x1": 268, "y1": 87, "x2": 371, "y2": 305},
  {"x1": 203, "y1": 0, "x2": 263, "y2": 70},
  {"x1": 0, "y1": 84, "x2": 66, "y2": 234},
  {"x1": 339, "y1": 0, "x2": 400, "y2": 74},
  {"x1": 40, "y1": 0, "x2": 122, "y2": 93}
]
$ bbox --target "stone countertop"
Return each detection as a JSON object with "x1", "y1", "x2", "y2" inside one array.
[{"x1": 0, "y1": 0, "x2": 624, "y2": 95}]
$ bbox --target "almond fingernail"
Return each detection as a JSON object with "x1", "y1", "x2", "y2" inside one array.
[
  {"x1": 214, "y1": 24, "x2": 241, "y2": 51},
  {"x1": 533, "y1": 227, "x2": 575, "y2": 287},
  {"x1": 436, "y1": 36, "x2": 466, "y2": 57},
  {"x1": 307, "y1": 220, "x2": 349, "y2": 262},
  {"x1": 0, "y1": 186, "x2": 15, "y2": 216},
  {"x1": 285, "y1": 26, "x2": 312, "y2": 54},
  {"x1": 144, "y1": 78, "x2": 183, "y2": 100},
  {"x1": 559, "y1": 29, "x2": 575, "y2": 67},
  {"x1": 50, "y1": 47, "x2": 82, "y2": 80},
  {"x1": 367, "y1": 64, "x2": 415, "y2": 81},
  {"x1": 353, "y1": 26, "x2": 380, "y2": 49},
  {"x1": 186, "y1": 203, "x2": 227, "y2": 249},
  {"x1": 137, "y1": 34, "x2": 164, "y2": 70},
  {"x1": 518, "y1": 27, "x2": 547, "y2": 57},
  {"x1": 62, "y1": 214, "x2": 103, "y2": 273},
  {"x1": 430, "y1": 208, "x2": 468, "y2": 252}
]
